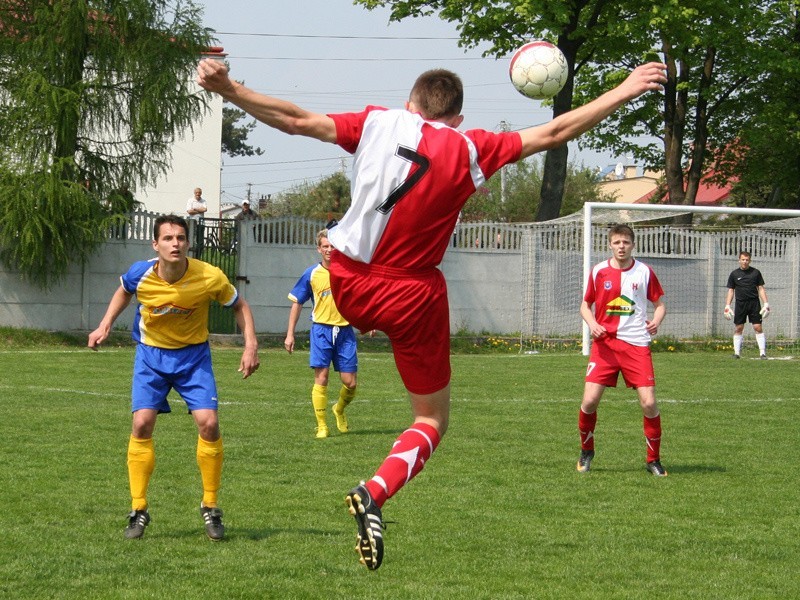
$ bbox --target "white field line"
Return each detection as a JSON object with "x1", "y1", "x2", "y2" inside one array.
[{"x1": 0, "y1": 382, "x2": 794, "y2": 406}]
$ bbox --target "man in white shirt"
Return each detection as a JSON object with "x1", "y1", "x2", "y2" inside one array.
[{"x1": 186, "y1": 187, "x2": 207, "y2": 220}]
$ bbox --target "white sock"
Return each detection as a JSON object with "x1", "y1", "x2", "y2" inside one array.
[
  {"x1": 733, "y1": 334, "x2": 743, "y2": 355},
  {"x1": 756, "y1": 332, "x2": 766, "y2": 355}
]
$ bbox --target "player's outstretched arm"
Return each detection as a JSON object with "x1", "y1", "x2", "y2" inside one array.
[
  {"x1": 232, "y1": 299, "x2": 260, "y2": 378},
  {"x1": 197, "y1": 58, "x2": 337, "y2": 143},
  {"x1": 87, "y1": 286, "x2": 133, "y2": 350},
  {"x1": 518, "y1": 62, "x2": 667, "y2": 159}
]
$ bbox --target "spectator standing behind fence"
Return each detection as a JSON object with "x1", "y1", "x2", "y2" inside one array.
[
  {"x1": 235, "y1": 200, "x2": 258, "y2": 221},
  {"x1": 186, "y1": 187, "x2": 207, "y2": 220},
  {"x1": 87, "y1": 214, "x2": 259, "y2": 541},
  {"x1": 285, "y1": 229, "x2": 359, "y2": 439},
  {"x1": 577, "y1": 224, "x2": 668, "y2": 477},
  {"x1": 724, "y1": 251, "x2": 769, "y2": 359}
]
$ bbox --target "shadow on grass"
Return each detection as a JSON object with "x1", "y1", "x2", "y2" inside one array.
[
  {"x1": 581, "y1": 463, "x2": 727, "y2": 475},
  {"x1": 144, "y1": 526, "x2": 338, "y2": 542}
]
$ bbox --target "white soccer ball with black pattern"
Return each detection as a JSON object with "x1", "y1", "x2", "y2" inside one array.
[{"x1": 509, "y1": 41, "x2": 569, "y2": 100}]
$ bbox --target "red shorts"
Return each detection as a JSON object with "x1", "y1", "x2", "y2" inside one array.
[
  {"x1": 586, "y1": 336, "x2": 655, "y2": 388},
  {"x1": 330, "y1": 251, "x2": 451, "y2": 395}
]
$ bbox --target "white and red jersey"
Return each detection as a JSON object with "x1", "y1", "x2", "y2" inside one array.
[
  {"x1": 327, "y1": 106, "x2": 521, "y2": 270},
  {"x1": 584, "y1": 258, "x2": 664, "y2": 346}
]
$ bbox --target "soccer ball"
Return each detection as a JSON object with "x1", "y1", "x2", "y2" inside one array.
[{"x1": 509, "y1": 41, "x2": 569, "y2": 100}]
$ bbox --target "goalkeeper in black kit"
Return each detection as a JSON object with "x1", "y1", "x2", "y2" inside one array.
[{"x1": 724, "y1": 251, "x2": 769, "y2": 359}]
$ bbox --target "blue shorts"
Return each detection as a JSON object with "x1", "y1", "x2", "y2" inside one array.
[
  {"x1": 131, "y1": 342, "x2": 218, "y2": 413},
  {"x1": 309, "y1": 323, "x2": 358, "y2": 373}
]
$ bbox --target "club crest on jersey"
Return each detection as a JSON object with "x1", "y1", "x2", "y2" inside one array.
[
  {"x1": 604, "y1": 281, "x2": 612, "y2": 290},
  {"x1": 606, "y1": 295, "x2": 635, "y2": 316}
]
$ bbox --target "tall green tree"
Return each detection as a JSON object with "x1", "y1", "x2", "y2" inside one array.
[
  {"x1": 713, "y1": 1, "x2": 800, "y2": 209},
  {"x1": 221, "y1": 105, "x2": 264, "y2": 158},
  {"x1": 577, "y1": 0, "x2": 778, "y2": 212},
  {"x1": 0, "y1": 1, "x2": 213, "y2": 286}
]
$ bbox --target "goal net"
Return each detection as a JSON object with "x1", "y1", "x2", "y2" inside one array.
[{"x1": 520, "y1": 202, "x2": 800, "y2": 356}]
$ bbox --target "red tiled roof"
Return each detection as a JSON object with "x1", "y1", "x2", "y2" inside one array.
[{"x1": 635, "y1": 174, "x2": 733, "y2": 206}]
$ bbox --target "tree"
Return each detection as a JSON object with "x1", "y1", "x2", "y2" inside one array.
[
  {"x1": 268, "y1": 172, "x2": 352, "y2": 220},
  {"x1": 577, "y1": 0, "x2": 779, "y2": 215},
  {"x1": 221, "y1": 105, "x2": 264, "y2": 158},
  {"x1": 460, "y1": 157, "x2": 613, "y2": 222},
  {"x1": 0, "y1": 1, "x2": 213, "y2": 286},
  {"x1": 714, "y1": 1, "x2": 800, "y2": 209},
  {"x1": 355, "y1": 0, "x2": 641, "y2": 221}
]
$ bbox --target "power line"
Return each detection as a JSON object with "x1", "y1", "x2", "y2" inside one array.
[
  {"x1": 215, "y1": 31, "x2": 460, "y2": 40},
  {"x1": 233, "y1": 55, "x2": 490, "y2": 61}
]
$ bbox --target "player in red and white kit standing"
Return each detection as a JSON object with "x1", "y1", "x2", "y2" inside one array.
[
  {"x1": 578, "y1": 224, "x2": 668, "y2": 477},
  {"x1": 197, "y1": 58, "x2": 667, "y2": 570}
]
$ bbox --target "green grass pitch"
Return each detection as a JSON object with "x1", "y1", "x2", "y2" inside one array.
[{"x1": 0, "y1": 347, "x2": 797, "y2": 599}]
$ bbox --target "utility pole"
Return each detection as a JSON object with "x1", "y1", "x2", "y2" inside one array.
[{"x1": 499, "y1": 121, "x2": 510, "y2": 204}]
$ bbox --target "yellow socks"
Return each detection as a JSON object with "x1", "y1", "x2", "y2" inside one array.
[
  {"x1": 196, "y1": 436, "x2": 224, "y2": 508},
  {"x1": 127, "y1": 436, "x2": 155, "y2": 511},
  {"x1": 312, "y1": 384, "x2": 329, "y2": 436},
  {"x1": 333, "y1": 384, "x2": 356, "y2": 433}
]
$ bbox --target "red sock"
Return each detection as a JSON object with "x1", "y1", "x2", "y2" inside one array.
[
  {"x1": 578, "y1": 409, "x2": 597, "y2": 451},
  {"x1": 364, "y1": 422, "x2": 441, "y2": 508},
  {"x1": 644, "y1": 414, "x2": 662, "y2": 462}
]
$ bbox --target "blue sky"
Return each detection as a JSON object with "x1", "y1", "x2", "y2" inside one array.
[{"x1": 198, "y1": 1, "x2": 612, "y2": 207}]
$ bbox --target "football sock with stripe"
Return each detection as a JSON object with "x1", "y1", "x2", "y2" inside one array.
[
  {"x1": 365, "y1": 422, "x2": 441, "y2": 508},
  {"x1": 578, "y1": 408, "x2": 597, "y2": 451},
  {"x1": 127, "y1": 435, "x2": 155, "y2": 511},
  {"x1": 644, "y1": 413, "x2": 662, "y2": 463},
  {"x1": 196, "y1": 435, "x2": 224, "y2": 508}
]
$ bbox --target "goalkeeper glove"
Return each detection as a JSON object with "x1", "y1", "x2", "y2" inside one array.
[
  {"x1": 759, "y1": 303, "x2": 770, "y2": 319},
  {"x1": 723, "y1": 305, "x2": 733, "y2": 320}
]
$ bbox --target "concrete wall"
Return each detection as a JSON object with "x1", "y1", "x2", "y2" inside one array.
[
  {"x1": 3, "y1": 219, "x2": 797, "y2": 340},
  {"x1": 0, "y1": 233, "x2": 521, "y2": 336}
]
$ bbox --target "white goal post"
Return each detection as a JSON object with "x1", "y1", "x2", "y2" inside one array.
[{"x1": 579, "y1": 202, "x2": 800, "y2": 355}]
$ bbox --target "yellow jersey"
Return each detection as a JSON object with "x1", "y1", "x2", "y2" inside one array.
[{"x1": 121, "y1": 257, "x2": 238, "y2": 349}]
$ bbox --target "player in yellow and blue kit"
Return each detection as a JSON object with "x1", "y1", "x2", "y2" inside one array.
[
  {"x1": 285, "y1": 229, "x2": 359, "y2": 438},
  {"x1": 88, "y1": 214, "x2": 259, "y2": 540}
]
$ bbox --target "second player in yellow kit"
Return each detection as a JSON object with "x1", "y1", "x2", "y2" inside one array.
[{"x1": 285, "y1": 229, "x2": 360, "y2": 438}]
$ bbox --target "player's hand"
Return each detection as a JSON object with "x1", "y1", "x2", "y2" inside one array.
[
  {"x1": 621, "y1": 62, "x2": 668, "y2": 99},
  {"x1": 723, "y1": 305, "x2": 733, "y2": 320},
  {"x1": 238, "y1": 347, "x2": 260, "y2": 379},
  {"x1": 646, "y1": 320, "x2": 660, "y2": 335},
  {"x1": 87, "y1": 327, "x2": 108, "y2": 351},
  {"x1": 284, "y1": 336, "x2": 294, "y2": 354},
  {"x1": 759, "y1": 303, "x2": 770, "y2": 319},
  {"x1": 196, "y1": 58, "x2": 235, "y2": 96},
  {"x1": 589, "y1": 323, "x2": 607, "y2": 339}
]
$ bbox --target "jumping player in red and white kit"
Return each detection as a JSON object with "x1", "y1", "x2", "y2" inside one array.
[
  {"x1": 578, "y1": 224, "x2": 667, "y2": 477},
  {"x1": 197, "y1": 58, "x2": 667, "y2": 570}
]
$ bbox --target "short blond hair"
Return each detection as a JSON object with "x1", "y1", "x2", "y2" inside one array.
[{"x1": 316, "y1": 229, "x2": 329, "y2": 246}]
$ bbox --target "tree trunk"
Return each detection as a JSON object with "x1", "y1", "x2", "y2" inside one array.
[
  {"x1": 536, "y1": 36, "x2": 578, "y2": 222},
  {"x1": 537, "y1": 145, "x2": 569, "y2": 221}
]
